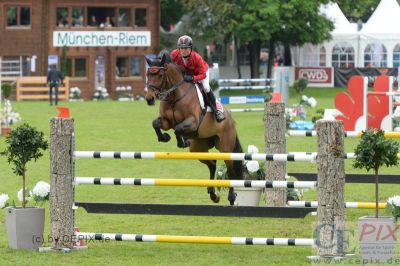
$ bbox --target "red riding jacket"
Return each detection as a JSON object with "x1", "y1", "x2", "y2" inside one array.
[{"x1": 170, "y1": 49, "x2": 209, "y2": 82}]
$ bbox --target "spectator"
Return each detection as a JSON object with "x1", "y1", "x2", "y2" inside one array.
[
  {"x1": 47, "y1": 65, "x2": 64, "y2": 106},
  {"x1": 89, "y1": 15, "x2": 98, "y2": 26},
  {"x1": 105, "y1": 16, "x2": 113, "y2": 27}
]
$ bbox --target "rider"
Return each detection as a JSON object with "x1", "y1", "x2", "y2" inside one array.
[{"x1": 170, "y1": 35, "x2": 225, "y2": 122}]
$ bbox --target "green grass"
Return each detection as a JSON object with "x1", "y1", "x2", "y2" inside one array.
[{"x1": 0, "y1": 88, "x2": 399, "y2": 265}]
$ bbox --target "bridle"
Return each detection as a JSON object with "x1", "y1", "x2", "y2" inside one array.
[{"x1": 146, "y1": 66, "x2": 185, "y2": 102}]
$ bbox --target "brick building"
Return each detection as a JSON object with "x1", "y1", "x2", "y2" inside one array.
[{"x1": 0, "y1": 0, "x2": 160, "y2": 99}]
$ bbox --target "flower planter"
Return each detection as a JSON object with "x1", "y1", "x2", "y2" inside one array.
[
  {"x1": 358, "y1": 216, "x2": 397, "y2": 262},
  {"x1": 5, "y1": 207, "x2": 45, "y2": 249},
  {"x1": 234, "y1": 187, "x2": 262, "y2": 206},
  {"x1": 1, "y1": 127, "x2": 12, "y2": 137}
]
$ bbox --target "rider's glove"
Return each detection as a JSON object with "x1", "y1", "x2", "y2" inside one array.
[{"x1": 184, "y1": 75, "x2": 194, "y2": 82}]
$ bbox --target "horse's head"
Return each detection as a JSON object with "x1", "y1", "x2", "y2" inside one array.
[{"x1": 145, "y1": 54, "x2": 167, "y2": 105}]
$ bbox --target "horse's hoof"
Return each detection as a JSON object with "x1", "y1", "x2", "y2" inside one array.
[
  {"x1": 159, "y1": 133, "x2": 171, "y2": 142},
  {"x1": 229, "y1": 200, "x2": 235, "y2": 206},
  {"x1": 210, "y1": 193, "x2": 220, "y2": 203}
]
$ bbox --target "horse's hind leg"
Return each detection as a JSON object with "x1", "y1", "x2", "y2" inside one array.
[
  {"x1": 201, "y1": 159, "x2": 219, "y2": 203},
  {"x1": 190, "y1": 139, "x2": 219, "y2": 203}
]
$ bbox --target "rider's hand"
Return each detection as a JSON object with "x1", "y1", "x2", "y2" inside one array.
[{"x1": 184, "y1": 75, "x2": 194, "y2": 82}]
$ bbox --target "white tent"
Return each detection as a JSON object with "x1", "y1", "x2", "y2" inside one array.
[
  {"x1": 296, "y1": 2, "x2": 358, "y2": 67},
  {"x1": 296, "y1": 0, "x2": 400, "y2": 68},
  {"x1": 359, "y1": 0, "x2": 400, "y2": 67}
]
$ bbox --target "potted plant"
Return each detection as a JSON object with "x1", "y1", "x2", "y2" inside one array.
[
  {"x1": 386, "y1": 195, "x2": 400, "y2": 222},
  {"x1": 353, "y1": 129, "x2": 399, "y2": 262},
  {"x1": 1, "y1": 82, "x2": 13, "y2": 136},
  {"x1": 1, "y1": 123, "x2": 49, "y2": 249},
  {"x1": 217, "y1": 145, "x2": 265, "y2": 206}
]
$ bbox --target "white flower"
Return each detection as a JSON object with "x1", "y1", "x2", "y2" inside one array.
[
  {"x1": 246, "y1": 161, "x2": 260, "y2": 173},
  {"x1": 302, "y1": 95, "x2": 308, "y2": 101},
  {"x1": 0, "y1": 193, "x2": 9, "y2": 208},
  {"x1": 308, "y1": 97, "x2": 317, "y2": 108},
  {"x1": 387, "y1": 195, "x2": 400, "y2": 207},
  {"x1": 247, "y1": 145, "x2": 259, "y2": 154},
  {"x1": 17, "y1": 188, "x2": 32, "y2": 202},
  {"x1": 32, "y1": 181, "x2": 50, "y2": 198}
]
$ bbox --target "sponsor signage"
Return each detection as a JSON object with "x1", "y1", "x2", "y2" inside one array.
[
  {"x1": 295, "y1": 67, "x2": 334, "y2": 87},
  {"x1": 53, "y1": 31, "x2": 151, "y2": 47},
  {"x1": 219, "y1": 95, "x2": 265, "y2": 105}
]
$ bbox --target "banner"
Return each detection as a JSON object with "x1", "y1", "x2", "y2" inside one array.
[
  {"x1": 295, "y1": 67, "x2": 334, "y2": 87},
  {"x1": 53, "y1": 31, "x2": 151, "y2": 47},
  {"x1": 334, "y1": 68, "x2": 398, "y2": 87}
]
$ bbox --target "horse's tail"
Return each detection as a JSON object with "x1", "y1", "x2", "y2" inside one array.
[{"x1": 233, "y1": 135, "x2": 244, "y2": 179}]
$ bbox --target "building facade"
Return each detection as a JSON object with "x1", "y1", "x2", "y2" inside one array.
[{"x1": 0, "y1": 0, "x2": 160, "y2": 99}]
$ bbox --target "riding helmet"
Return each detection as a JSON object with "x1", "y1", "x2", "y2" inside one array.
[{"x1": 177, "y1": 35, "x2": 193, "y2": 49}]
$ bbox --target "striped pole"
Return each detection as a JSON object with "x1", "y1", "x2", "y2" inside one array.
[
  {"x1": 74, "y1": 151, "x2": 316, "y2": 162},
  {"x1": 287, "y1": 201, "x2": 387, "y2": 209},
  {"x1": 219, "y1": 78, "x2": 272, "y2": 83},
  {"x1": 288, "y1": 152, "x2": 400, "y2": 160},
  {"x1": 288, "y1": 130, "x2": 400, "y2": 139},
  {"x1": 74, "y1": 177, "x2": 317, "y2": 188},
  {"x1": 219, "y1": 85, "x2": 272, "y2": 90},
  {"x1": 230, "y1": 108, "x2": 264, "y2": 113},
  {"x1": 76, "y1": 232, "x2": 314, "y2": 246},
  {"x1": 368, "y1": 91, "x2": 400, "y2": 96}
]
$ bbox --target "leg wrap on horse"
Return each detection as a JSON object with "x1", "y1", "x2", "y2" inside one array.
[{"x1": 206, "y1": 91, "x2": 225, "y2": 123}]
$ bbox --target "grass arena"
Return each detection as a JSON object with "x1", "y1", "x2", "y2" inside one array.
[{"x1": 1, "y1": 88, "x2": 399, "y2": 265}]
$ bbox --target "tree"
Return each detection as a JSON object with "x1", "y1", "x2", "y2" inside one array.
[
  {"x1": 1, "y1": 123, "x2": 48, "y2": 208},
  {"x1": 184, "y1": 0, "x2": 334, "y2": 78},
  {"x1": 161, "y1": 0, "x2": 189, "y2": 31},
  {"x1": 336, "y1": 0, "x2": 380, "y2": 22},
  {"x1": 353, "y1": 130, "x2": 399, "y2": 218}
]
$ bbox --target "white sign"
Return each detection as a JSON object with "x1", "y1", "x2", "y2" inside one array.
[{"x1": 53, "y1": 31, "x2": 151, "y2": 47}]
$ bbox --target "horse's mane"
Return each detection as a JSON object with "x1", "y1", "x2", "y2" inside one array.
[{"x1": 156, "y1": 53, "x2": 183, "y2": 75}]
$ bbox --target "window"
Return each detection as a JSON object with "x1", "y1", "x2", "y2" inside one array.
[
  {"x1": 87, "y1": 7, "x2": 115, "y2": 27},
  {"x1": 118, "y1": 8, "x2": 130, "y2": 27},
  {"x1": 72, "y1": 7, "x2": 84, "y2": 27},
  {"x1": 7, "y1": 6, "x2": 30, "y2": 27},
  {"x1": 116, "y1": 57, "x2": 141, "y2": 77},
  {"x1": 56, "y1": 7, "x2": 68, "y2": 27},
  {"x1": 364, "y1": 43, "x2": 387, "y2": 67},
  {"x1": 331, "y1": 42, "x2": 355, "y2": 68},
  {"x1": 393, "y1": 44, "x2": 400, "y2": 68},
  {"x1": 135, "y1": 8, "x2": 147, "y2": 27},
  {"x1": 66, "y1": 58, "x2": 87, "y2": 77},
  {"x1": 130, "y1": 57, "x2": 140, "y2": 76}
]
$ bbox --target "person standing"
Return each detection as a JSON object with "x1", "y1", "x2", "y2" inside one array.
[
  {"x1": 170, "y1": 35, "x2": 225, "y2": 122},
  {"x1": 47, "y1": 64, "x2": 64, "y2": 106}
]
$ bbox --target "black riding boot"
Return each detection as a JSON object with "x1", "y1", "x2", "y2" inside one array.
[{"x1": 207, "y1": 91, "x2": 225, "y2": 122}]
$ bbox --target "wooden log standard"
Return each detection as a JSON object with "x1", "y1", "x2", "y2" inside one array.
[
  {"x1": 316, "y1": 121, "x2": 346, "y2": 257},
  {"x1": 264, "y1": 102, "x2": 286, "y2": 206},
  {"x1": 50, "y1": 118, "x2": 75, "y2": 249}
]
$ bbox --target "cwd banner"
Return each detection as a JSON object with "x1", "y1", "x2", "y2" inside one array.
[{"x1": 294, "y1": 67, "x2": 334, "y2": 88}]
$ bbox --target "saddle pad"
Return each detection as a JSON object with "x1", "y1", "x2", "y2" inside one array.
[{"x1": 195, "y1": 84, "x2": 223, "y2": 113}]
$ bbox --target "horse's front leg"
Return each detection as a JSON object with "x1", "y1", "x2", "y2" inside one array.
[
  {"x1": 152, "y1": 117, "x2": 171, "y2": 143},
  {"x1": 174, "y1": 118, "x2": 197, "y2": 148}
]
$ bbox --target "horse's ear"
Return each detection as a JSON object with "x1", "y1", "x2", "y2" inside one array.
[
  {"x1": 145, "y1": 56, "x2": 153, "y2": 66},
  {"x1": 160, "y1": 54, "x2": 166, "y2": 66}
]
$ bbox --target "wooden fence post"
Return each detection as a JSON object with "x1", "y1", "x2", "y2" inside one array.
[
  {"x1": 50, "y1": 118, "x2": 75, "y2": 249},
  {"x1": 264, "y1": 102, "x2": 286, "y2": 206},
  {"x1": 316, "y1": 120, "x2": 345, "y2": 257}
]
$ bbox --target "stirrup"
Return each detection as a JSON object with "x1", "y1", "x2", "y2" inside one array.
[{"x1": 215, "y1": 110, "x2": 225, "y2": 123}]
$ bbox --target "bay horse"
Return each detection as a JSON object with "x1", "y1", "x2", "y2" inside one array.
[{"x1": 145, "y1": 54, "x2": 243, "y2": 205}]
